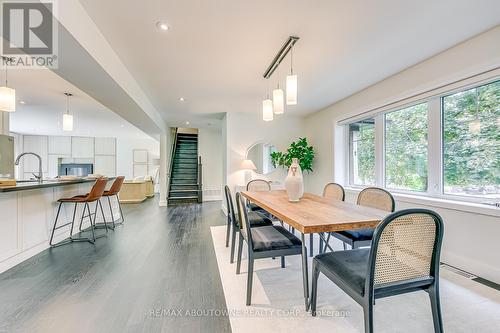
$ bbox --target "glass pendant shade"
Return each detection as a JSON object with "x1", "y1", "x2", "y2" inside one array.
[
  {"x1": 286, "y1": 74, "x2": 297, "y2": 105},
  {"x1": 0, "y1": 86, "x2": 16, "y2": 112},
  {"x1": 262, "y1": 98, "x2": 273, "y2": 121},
  {"x1": 273, "y1": 88, "x2": 284, "y2": 114},
  {"x1": 63, "y1": 113, "x2": 73, "y2": 131}
]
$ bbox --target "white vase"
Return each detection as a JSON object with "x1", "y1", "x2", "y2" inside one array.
[{"x1": 285, "y1": 158, "x2": 304, "y2": 202}]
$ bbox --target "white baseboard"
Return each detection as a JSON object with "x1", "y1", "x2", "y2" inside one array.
[{"x1": 203, "y1": 195, "x2": 222, "y2": 202}]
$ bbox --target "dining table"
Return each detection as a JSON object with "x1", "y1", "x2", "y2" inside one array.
[{"x1": 240, "y1": 190, "x2": 390, "y2": 311}]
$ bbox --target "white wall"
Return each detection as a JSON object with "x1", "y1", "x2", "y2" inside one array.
[
  {"x1": 199, "y1": 128, "x2": 223, "y2": 201},
  {"x1": 304, "y1": 26, "x2": 500, "y2": 283},
  {"x1": 224, "y1": 112, "x2": 306, "y2": 209},
  {"x1": 116, "y1": 136, "x2": 160, "y2": 180}
]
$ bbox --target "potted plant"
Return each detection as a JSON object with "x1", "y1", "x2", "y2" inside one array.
[
  {"x1": 270, "y1": 138, "x2": 314, "y2": 201},
  {"x1": 270, "y1": 137, "x2": 315, "y2": 172}
]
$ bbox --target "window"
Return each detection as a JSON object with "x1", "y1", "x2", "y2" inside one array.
[
  {"x1": 385, "y1": 103, "x2": 428, "y2": 192},
  {"x1": 442, "y1": 80, "x2": 500, "y2": 199},
  {"x1": 346, "y1": 77, "x2": 499, "y2": 204},
  {"x1": 348, "y1": 119, "x2": 375, "y2": 186}
]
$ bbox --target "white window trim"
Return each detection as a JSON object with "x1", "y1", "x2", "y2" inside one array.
[
  {"x1": 345, "y1": 75, "x2": 500, "y2": 207},
  {"x1": 345, "y1": 187, "x2": 500, "y2": 218}
]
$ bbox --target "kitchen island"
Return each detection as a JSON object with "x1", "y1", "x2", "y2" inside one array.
[{"x1": 0, "y1": 178, "x2": 118, "y2": 273}]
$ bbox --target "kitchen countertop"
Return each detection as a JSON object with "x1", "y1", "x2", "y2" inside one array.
[{"x1": 0, "y1": 177, "x2": 115, "y2": 193}]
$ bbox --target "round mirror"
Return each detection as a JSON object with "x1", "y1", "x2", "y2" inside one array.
[{"x1": 246, "y1": 142, "x2": 277, "y2": 175}]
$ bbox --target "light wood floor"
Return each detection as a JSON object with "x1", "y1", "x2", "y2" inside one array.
[{"x1": 0, "y1": 198, "x2": 231, "y2": 333}]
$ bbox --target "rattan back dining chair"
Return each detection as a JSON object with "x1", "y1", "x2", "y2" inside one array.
[
  {"x1": 224, "y1": 186, "x2": 273, "y2": 264},
  {"x1": 311, "y1": 208, "x2": 444, "y2": 333},
  {"x1": 235, "y1": 192, "x2": 304, "y2": 306},
  {"x1": 323, "y1": 182, "x2": 345, "y2": 201},
  {"x1": 332, "y1": 187, "x2": 395, "y2": 249}
]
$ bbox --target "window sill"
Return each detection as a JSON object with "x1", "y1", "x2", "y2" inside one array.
[{"x1": 344, "y1": 187, "x2": 500, "y2": 218}]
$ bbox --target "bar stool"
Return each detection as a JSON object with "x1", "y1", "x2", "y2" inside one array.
[
  {"x1": 49, "y1": 178, "x2": 108, "y2": 247},
  {"x1": 95, "y1": 176, "x2": 125, "y2": 230}
]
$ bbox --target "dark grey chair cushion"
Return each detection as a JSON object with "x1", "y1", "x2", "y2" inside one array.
[
  {"x1": 314, "y1": 249, "x2": 370, "y2": 296},
  {"x1": 248, "y1": 211, "x2": 273, "y2": 227},
  {"x1": 251, "y1": 225, "x2": 302, "y2": 252},
  {"x1": 336, "y1": 228, "x2": 374, "y2": 242}
]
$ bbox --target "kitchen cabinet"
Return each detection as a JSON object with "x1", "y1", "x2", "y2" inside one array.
[
  {"x1": 94, "y1": 155, "x2": 116, "y2": 176},
  {"x1": 94, "y1": 137, "x2": 116, "y2": 155},
  {"x1": 23, "y1": 135, "x2": 48, "y2": 173},
  {"x1": 48, "y1": 136, "x2": 71, "y2": 155},
  {"x1": 71, "y1": 137, "x2": 94, "y2": 158}
]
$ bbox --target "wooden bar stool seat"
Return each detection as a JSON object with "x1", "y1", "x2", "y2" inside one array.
[{"x1": 49, "y1": 178, "x2": 108, "y2": 247}]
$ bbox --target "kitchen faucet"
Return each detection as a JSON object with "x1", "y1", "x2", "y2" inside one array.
[{"x1": 15, "y1": 152, "x2": 43, "y2": 183}]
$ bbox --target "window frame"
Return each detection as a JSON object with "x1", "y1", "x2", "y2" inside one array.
[{"x1": 345, "y1": 76, "x2": 500, "y2": 205}]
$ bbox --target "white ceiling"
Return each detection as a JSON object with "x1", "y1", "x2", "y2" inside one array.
[
  {"x1": 78, "y1": 0, "x2": 500, "y2": 123},
  {"x1": 8, "y1": 68, "x2": 153, "y2": 139}
]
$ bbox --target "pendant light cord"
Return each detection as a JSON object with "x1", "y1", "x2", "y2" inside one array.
[{"x1": 290, "y1": 46, "x2": 294, "y2": 75}]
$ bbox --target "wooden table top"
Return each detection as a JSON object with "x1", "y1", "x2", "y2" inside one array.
[{"x1": 241, "y1": 190, "x2": 389, "y2": 234}]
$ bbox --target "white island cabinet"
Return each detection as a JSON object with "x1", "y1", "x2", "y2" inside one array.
[{"x1": 0, "y1": 178, "x2": 118, "y2": 274}]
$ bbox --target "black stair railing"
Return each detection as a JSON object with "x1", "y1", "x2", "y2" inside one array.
[
  {"x1": 197, "y1": 156, "x2": 203, "y2": 203},
  {"x1": 167, "y1": 128, "x2": 178, "y2": 198}
]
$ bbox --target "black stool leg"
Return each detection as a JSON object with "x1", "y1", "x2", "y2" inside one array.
[
  {"x1": 98, "y1": 199, "x2": 110, "y2": 232},
  {"x1": 49, "y1": 202, "x2": 63, "y2": 246},
  {"x1": 115, "y1": 194, "x2": 125, "y2": 225}
]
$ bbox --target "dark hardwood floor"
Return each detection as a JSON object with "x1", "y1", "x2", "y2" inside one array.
[{"x1": 0, "y1": 198, "x2": 231, "y2": 333}]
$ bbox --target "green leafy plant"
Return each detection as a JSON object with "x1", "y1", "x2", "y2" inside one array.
[{"x1": 270, "y1": 137, "x2": 315, "y2": 173}]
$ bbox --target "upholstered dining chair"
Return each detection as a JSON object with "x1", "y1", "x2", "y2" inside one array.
[
  {"x1": 235, "y1": 192, "x2": 304, "y2": 306},
  {"x1": 331, "y1": 187, "x2": 395, "y2": 250},
  {"x1": 224, "y1": 186, "x2": 273, "y2": 264},
  {"x1": 323, "y1": 182, "x2": 345, "y2": 201},
  {"x1": 311, "y1": 208, "x2": 444, "y2": 333}
]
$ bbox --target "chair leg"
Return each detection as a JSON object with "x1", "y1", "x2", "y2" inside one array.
[
  {"x1": 79, "y1": 202, "x2": 86, "y2": 231},
  {"x1": 363, "y1": 302, "x2": 374, "y2": 333},
  {"x1": 107, "y1": 196, "x2": 116, "y2": 229},
  {"x1": 49, "y1": 202, "x2": 63, "y2": 246},
  {"x1": 225, "y1": 217, "x2": 231, "y2": 248},
  {"x1": 88, "y1": 203, "x2": 97, "y2": 243},
  {"x1": 281, "y1": 256, "x2": 285, "y2": 268},
  {"x1": 116, "y1": 194, "x2": 125, "y2": 224},
  {"x1": 309, "y1": 233, "x2": 314, "y2": 257},
  {"x1": 428, "y1": 284, "x2": 444, "y2": 333},
  {"x1": 98, "y1": 200, "x2": 109, "y2": 232},
  {"x1": 230, "y1": 226, "x2": 237, "y2": 264},
  {"x1": 323, "y1": 232, "x2": 331, "y2": 253},
  {"x1": 236, "y1": 234, "x2": 243, "y2": 274},
  {"x1": 69, "y1": 203, "x2": 77, "y2": 236},
  {"x1": 246, "y1": 256, "x2": 254, "y2": 306},
  {"x1": 311, "y1": 260, "x2": 320, "y2": 316}
]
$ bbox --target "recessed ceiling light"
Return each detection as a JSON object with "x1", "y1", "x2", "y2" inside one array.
[
  {"x1": 156, "y1": 21, "x2": 169, "y2": 32},
  {"x1": 186, "y1": 121, "x2": 190, "y2": 125},
  {"x1": 120, "y1": 125, "x2": 125, "y2": 128},
  {"x1": 179, "y1": 97, "x2": 185, "y2": 102},
  {"x1": 19, "y1": 100, "x2": 25, "y2": 104}
]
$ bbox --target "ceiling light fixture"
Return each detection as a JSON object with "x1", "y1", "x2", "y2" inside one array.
[
  {"x1": 179, "y1": 97, "x2": 185, "y2": 102},
  {"x1": 0, "y1": 57, "x2": 16, "y2": 113},
  {"x1": 63, "y1": 92, "x2": 73, "y2": 132},
  {"x1": 185, "y1": 121, "x2": 190, "y2": 125},
  {"x1": 262, "y1": 96, "x2": 273, "y2": 121},
  {"x1": 261, "y1": 36, "x2": 299, "y2": 121},
  {"x1": 156, "y1": 21, "x2": 169, "y2": 32},
  {"x1": 19, "y1": 100, "x2": 25, "y2": 104},
  {"x1": 286, "y1": 46, "x2": 297, "y2": 105}
]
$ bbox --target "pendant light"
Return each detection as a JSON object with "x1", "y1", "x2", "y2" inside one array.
[
  {"x1": 272, "y1": 67, "x2": 284, "y2": 114},
  {"x1": 63, "y1": 92, "x2": 73, "y2": 131},
  {"x1": 286, "y1": 46, "x2": 297, "y2": 105},
  {"x1": 262, "y1": 96, "x2": 273, "y2": 121},
  {"x1": 0, "y1": 57, "x2": 16, "y2": 112},
  {"x1": 468, "y1": 89, "x2": 481, "y2": 134}
]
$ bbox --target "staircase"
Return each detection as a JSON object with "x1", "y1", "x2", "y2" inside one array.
[{"x1": 168, "y1": 131, "x2": 202, "y2": 204}]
